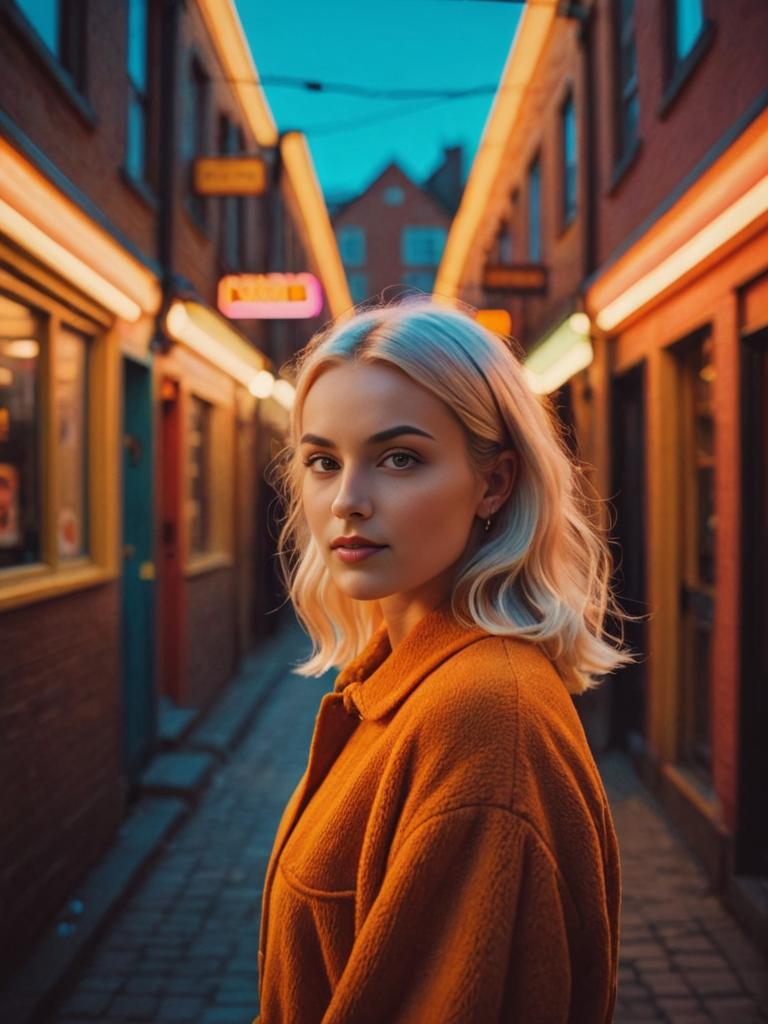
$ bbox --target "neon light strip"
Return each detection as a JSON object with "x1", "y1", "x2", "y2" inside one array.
[
  {"x1": 0, "y1": 198, "x2": 142, "y2": 321},
  {"x1": 596, "y1": 174, "x2": 768, "y2": 330}
]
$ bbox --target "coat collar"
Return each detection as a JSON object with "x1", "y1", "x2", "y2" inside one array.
[{"x1": 333, "y1": 600, "x2": 490, "y2": 721}]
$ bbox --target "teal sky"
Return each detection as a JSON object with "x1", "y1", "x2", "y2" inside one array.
[{"x1": 236, "y1": 0, "x2": 523, "y2": 200}]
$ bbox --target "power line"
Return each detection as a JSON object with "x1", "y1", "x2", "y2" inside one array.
[{"x1": 224, "y1": 74, "x2": 497, "y2": 100}]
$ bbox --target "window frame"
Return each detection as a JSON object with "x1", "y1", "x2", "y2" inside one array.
[
  {"x1": 124, "y1": 0, "x2": 156, "y2": 192},
  {"x1": 182, "y1": 386, "x2": 233, "y2": 574},
  {"x1": 526, "y1": 152, "x2": 542, "y2": 264},
  {"x1": 0, "y1": 257, "x2": 118, "y2": 612},
  {"x1": 560, "y1": 88, "x2": 578, "y2": 231},
  {"x1": 658, "y1": 0, "x2": 715, "y2": 119},
  {"x1": 7, "y1": 0, "x2": 93, "y2": 124},
  {"x1": 401, "y1": 226, "x2": 447, "y2": 268},
  {"x1": 612, "y1": 0, "x2": 641, "y2": 173},
  {"x1": 183, "y1": 51, "x2": 211, "y2": 230},
  {"x1": 337, "y1": 225, "x2": 367, "y2": 268}
]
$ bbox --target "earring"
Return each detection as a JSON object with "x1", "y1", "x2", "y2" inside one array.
[{"x1": 483, "y1": 516, "x2": 492, "y2": 534}]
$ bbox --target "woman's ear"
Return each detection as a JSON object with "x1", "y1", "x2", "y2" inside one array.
[{"x1": 478, "y1": 450, "x2": 517, "y2": 518}]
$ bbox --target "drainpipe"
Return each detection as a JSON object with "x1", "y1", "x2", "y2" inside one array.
[{"x1": 156, "y1": 0, "x2": 184, "y2": 339}]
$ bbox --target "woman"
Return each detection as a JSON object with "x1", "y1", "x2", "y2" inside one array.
[{"x1": 255, "y1": 300, "x2": 630, "y2": 1023}]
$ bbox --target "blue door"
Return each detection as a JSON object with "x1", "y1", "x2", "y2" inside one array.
[{"x1": 121, "y1": 357, "x2": 156, "y2": 785}]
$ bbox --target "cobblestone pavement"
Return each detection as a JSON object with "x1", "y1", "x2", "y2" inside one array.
[{"x1": 47, "y1": 634, "x2": 767, "y2": 1024}]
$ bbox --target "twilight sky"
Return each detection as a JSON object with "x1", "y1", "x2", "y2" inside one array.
[{"x1": 237, "y1": 0, "x2": 523, "y2": 201}]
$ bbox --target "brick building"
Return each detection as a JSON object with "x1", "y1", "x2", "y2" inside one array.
[
  {"x1": 0, "y1": 0, "x2": 349, "y2": 977},
  {"x1": 437, "y1": 0, "x2": 768, "y2": 951},
  {"x1": 333, "y1": 150, "x2": 460, "y2": 305}
]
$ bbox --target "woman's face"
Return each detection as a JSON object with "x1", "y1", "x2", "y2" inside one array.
[{"x1": 299, "y1": 361, "x2": 490, "y2": 618}]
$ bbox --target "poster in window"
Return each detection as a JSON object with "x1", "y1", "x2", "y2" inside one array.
[{"x1": 0, "y1": 463, "x2": 20, "y2": 546}]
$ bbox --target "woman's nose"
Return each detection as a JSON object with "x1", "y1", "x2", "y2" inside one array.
[{"x1": 330, "y1": 470, "x2": 373, "y2": 520}]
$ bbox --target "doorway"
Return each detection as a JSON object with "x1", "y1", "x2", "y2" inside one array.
[
  {"x1": 159, "y1": 376, "x2": 186, "y2": 704},
  {"x1": 610, "y1": 361, "x2": 649, "y2": 751},
  {"x1": 120, "y1": 358, "x2": 156, "y2": 785},
  {"x1": 737, "y1": 324, "x2": 768, "y2": 877}
]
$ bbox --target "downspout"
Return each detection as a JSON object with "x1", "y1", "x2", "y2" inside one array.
[{"x1": 157, "y1": 0, "x2": 183, "y2": 323}]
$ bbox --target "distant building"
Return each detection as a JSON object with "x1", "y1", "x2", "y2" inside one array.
[{"x1": 332, "y1": 150, "x2": 462, "y2": 305}]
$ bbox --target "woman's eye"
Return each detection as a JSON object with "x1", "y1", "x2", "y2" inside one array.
[
  {"x1": 382, "y1": 452, "x2": 419, "y2": 470},
  {"x1": 303, "y1": 455, "x2": 338, "y2": 473}
]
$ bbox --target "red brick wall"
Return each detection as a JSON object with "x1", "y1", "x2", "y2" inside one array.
[
  {"x1": 333, "y1": 164, "x2": 453, "y2": 302},
  {"x1": 593, "y1": 0, "x2": 768, "y2": 264},
  {"x1": 0, "y1": 583, "x2": 123, "y2": 981},
  {"x1": 0, "y1": 2, "x2": 156, "y2": 256}
]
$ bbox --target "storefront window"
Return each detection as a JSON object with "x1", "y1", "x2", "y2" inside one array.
[
  {"x1": 188, "y1": 394, "x2": 210, "y2": 555},
  {"x1": 0, "y1": 294, "x2": 43, "y2": 570},
  {"x1": 55, "y1": 327, "x2": 89, "y2": 560},
  {"x1": 677, "y1": 331, "x2": 715, "y2": 783}
]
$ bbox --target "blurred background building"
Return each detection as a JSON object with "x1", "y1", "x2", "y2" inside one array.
[
  {"x1": 0, "y1": 0, "x2": 350, "y2": 978},
  {"x1": 437, "y1": 0, "x2": 768, "y2": 952},
  {"x1": 332, "y1": 146, "x2": 462, "y2": 305}
]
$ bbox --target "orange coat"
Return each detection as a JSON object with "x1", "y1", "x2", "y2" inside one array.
[{"x1": 256, "y1": 602, "x2": 621, "y2": 1023}]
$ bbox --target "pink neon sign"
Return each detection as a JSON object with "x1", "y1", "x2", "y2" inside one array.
[{"x1": 218, "y1": 273, "x2": 323, "y2": 319}]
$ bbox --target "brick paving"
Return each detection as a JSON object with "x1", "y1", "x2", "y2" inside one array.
[{"x1": 45, "y1": 631, "x2": 767, "y2": 1024}]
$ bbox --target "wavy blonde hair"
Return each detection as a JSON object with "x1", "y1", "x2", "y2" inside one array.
[{"x1": 268, "y1": 298, "x2": 634, "y2": 694}]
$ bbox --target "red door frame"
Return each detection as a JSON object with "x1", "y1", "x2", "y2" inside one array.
[{"x1": 159, "y1": 377, "x2": 187, "y2": 704}]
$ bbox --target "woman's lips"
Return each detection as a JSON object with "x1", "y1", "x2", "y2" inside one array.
[{"x1": 333, "y1": 545, "x2": 388, "y2": 563}]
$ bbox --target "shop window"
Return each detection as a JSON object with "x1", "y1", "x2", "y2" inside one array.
[
  {"x1": 188, "y1": 395, "x2": 211, "y2": 556},
  {"x1": 125, "y1": 0, "x2": 151, "y2": 186},
  {"x1": 676, "y1": 330, "x2": 715, "y2": 783},
  {"x1": 183, "y1": 54, "x2": 210, "y2": 226},
  {"x1": 337, "y1": 226, "x2": 366, "y2": 268},
  {"x1": 14, "y1": 0, "x2": 86, "y2": 91},
  {"x1": 0, "y1": 295, "x2": 43, "y2": 570},
  {"x1": 613, "y1": 0, "x2": 640, "y2": 165},
  {"x1": 560, "y1": 91, "x2": 577, "y2": 228},
  {"x1": 527, "y1": 153, "x2": 542, "y2": 263},
  {"x1": 401, "y1": 227, "x2": 446, "y2": 267},
  {"x1": 55, "y1": 327, "x2": 89, "y2": 560},
  {"x1": 347, "y1": 272, "x2": 369, "y2": 305}
]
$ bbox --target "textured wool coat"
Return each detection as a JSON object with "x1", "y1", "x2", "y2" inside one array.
[{"x1": 255, "y1": 602, "x2": 621, "y2": 1023}]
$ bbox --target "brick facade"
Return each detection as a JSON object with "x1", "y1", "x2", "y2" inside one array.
[
  {"x1": 333, "y1": 163, "x2": 453, "y2": 305},
  {"x1": 0, "y1": 583, "x2": 122, "y2": 981}
]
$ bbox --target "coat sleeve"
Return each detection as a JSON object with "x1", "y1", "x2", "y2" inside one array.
[{"x1": 320, "y1": 804, "x2": 579, "y2": 1024}]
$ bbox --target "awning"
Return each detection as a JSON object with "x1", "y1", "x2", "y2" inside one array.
[
  {"x1": 164, "y1": 299, "x2": 271, "y2": 387},
  {"x1": 0, "y1": 137, "x2": 161, "y2": 322}
]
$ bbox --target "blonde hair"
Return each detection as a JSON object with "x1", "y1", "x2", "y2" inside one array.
[{"x1": 268, "y1": 299, "x2": 634, "y2": 694}]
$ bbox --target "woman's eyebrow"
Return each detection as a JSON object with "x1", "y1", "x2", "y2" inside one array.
[{"x1": 300, "y1": 425, "x2": 436, "y2": 448}]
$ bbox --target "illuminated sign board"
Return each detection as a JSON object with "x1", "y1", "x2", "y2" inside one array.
[
  {"x1": 482, "y1": 263, "x2": 547, "y2": 293},
  {"x1": 218, "y1": 273, "x2": 324, "y2": 319},
  {"x1": 474, "y1": 309, "x2": 512, "y2": 336},
  {"x1": 194, "y1": 157, "x2": 267, "y2": 196}
]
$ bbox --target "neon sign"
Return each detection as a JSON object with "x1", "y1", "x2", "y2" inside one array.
[{"x1": 218, "y1": 273, "x2": 323, "y2": 319}]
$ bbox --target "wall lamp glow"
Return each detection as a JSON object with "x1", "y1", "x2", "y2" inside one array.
[
  {"x1": 248, "y1": 370, "x2": 275, "y2": 399},
  {"x1": 596, "y1": 174, "x2": 768, "y2": 331},
  {"x1": 524, "y1": 316, "x2": 593, "y2": 395},
  {"x1": 0, "y1": 198, "x2": 143, "y2": 322},
  {"x1": 165, "y1": 300, "x2": 269, "y2": 390}
]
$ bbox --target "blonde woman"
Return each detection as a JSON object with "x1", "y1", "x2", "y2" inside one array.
[{"x1": 255, "y1": 300, "x2": 629, "y2": 1024}]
